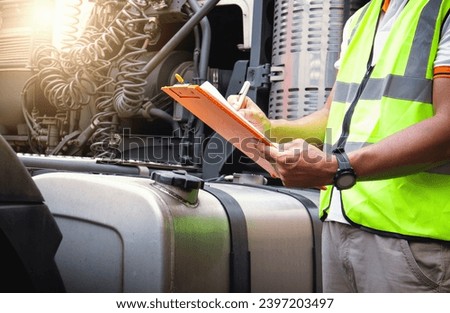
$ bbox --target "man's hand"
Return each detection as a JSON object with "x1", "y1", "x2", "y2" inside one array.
[
  {"x1": 255, "y1": 139, "x2": 337, "y2": 188},
  {"x1": 227, "y1": 95, "x2": 271, "y2": 134}
]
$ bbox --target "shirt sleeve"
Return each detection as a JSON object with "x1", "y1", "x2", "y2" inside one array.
[
  {"x1": 334, "y1": 14, "x2": 357, "y2": 70},
  {"x1": 434, "y1": 15, "x2": 450, "y2": 78}
]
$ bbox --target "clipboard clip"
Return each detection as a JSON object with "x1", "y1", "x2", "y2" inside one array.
[{"x1": 175, "y1": 73, "x2": 185, "y2": 84}]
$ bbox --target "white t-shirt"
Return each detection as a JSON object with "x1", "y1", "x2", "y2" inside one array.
[{"x1": 328, "y1": 0, "x2": 450, "y2": 224}]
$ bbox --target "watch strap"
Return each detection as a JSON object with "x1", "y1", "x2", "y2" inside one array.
[
  {"x1": 332, "y1": 148, "x2": 357, "y2": 190},
  {"x1": 332, "y1": 148, "x2": 352, "y2": 170}
]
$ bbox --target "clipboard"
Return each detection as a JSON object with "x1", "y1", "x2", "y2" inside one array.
[{"x1": 161, "y1": 81, "x2": 278, "y2": 177}]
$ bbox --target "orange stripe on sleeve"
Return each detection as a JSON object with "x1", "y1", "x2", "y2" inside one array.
[
  {"x1": 434, "y1": 66, "x2": 450, "y2": 78},
  {"x1": 382, "y1": 0, "x2": 390, "y2": 12}
]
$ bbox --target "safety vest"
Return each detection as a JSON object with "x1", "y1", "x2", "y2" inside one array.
[{"x1": 320, "y1": 0, "x2": 450, "y2": 241}]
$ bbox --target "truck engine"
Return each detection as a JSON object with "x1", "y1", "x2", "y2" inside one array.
[
  {"x1": 0, "y1": 0, "x2": 367, "y2": 292},
  {"x1": 1, "y1": 0, "x2": 259, "y2": 173}
]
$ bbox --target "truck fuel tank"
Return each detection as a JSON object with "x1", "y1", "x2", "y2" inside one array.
[{"x1": 33, "y1": 170, "x2": 321, "y2": 292}]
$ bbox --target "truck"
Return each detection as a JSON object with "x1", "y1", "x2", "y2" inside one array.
[{"x1": 0, "y1": 0, "x2": 367, "y2": 292}]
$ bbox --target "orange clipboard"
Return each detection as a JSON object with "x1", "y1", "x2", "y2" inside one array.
[{"x1": 161, "y1": 82, "x2": 278, "y2": 178}]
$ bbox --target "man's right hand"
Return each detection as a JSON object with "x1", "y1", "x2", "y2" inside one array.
[{"x1": 227, "y1": 95, "x2": 271, "y2": 134}]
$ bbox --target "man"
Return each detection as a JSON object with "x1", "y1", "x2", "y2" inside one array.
[{"x1": 229, "y1": 0, "x2": 450, "y2": 292}]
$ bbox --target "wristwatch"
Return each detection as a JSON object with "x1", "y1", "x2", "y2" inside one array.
[{"x1": 332, "y1": 149, "x2": 357, "y2": 190}]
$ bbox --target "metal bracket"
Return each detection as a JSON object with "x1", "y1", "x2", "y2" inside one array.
[{"x1": 247, "y1": 63, "x2": 271, "y2": 88}]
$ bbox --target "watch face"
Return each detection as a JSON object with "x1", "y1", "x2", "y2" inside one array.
[{"x1": 336, "y1": 172, "x2": 356, "y2": 190}]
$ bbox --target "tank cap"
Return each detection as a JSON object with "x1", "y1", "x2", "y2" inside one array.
[{"x1": 151, "y1": 170, "x2": 204, "y2": 191}]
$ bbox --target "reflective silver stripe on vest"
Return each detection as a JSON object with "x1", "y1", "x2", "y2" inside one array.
[
  {"x1": 324, "y1": 142, "x2": 450, "y2": 174},
  {"x1": 334, "y1": 75, "x2": 433, "y2": 104},
  {"x1": 406, "y1": 0, "x2": 443, "y2": 78}
]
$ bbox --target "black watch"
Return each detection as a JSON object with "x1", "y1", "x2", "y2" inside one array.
[{"x1": 332, "y1": 149, "x2": 357, "y2": 190}]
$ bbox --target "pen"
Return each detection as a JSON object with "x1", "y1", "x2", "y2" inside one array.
[{"x1": 235, "y1": 81, "x2": 251, "y2": 110}]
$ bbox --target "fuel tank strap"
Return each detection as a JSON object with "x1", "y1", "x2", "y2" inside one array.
[{"x1": 203, "y1": 185, "x2": 251, "y2": 293}]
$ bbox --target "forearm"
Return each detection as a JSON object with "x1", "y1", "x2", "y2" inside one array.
[
  {"x1": 268, "y1": 107, "x2": 330, "y2": 144},
  {"x1": 268, "y1": 87, "x2": 334, "y2": 144}
]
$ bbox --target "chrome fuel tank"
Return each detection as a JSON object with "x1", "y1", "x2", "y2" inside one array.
[{"x1": 33, "y1": 171, "x2": 321, "y2": 293}]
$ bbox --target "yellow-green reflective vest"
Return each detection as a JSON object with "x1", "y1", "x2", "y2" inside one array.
[{"x1": 320, "y1": 0, "x2": 450, "y2": 241}]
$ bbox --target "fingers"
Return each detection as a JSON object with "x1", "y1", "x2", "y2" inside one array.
[
  {"x1": 253, "y1": 139, "x2": 330, "y2": 190},
  {"x1": 254, "y1": 142, "x2": 297, "y2": 185},
  {"x1": 227, "y1": 95, "x2": 271, "y2": 134},
  {"x1": 227, "y1": 95, "x2": 245, "y2": 110},
  {"x1": 256, "y1": 139, "x2": 307, "y2": 171},
  {"x1": 239, "y1": 108, "x2": 263, "y2": 121},
  {"x1": 255, "y1": 141, "x2": 280, "y2": 163},
  {"x1": 227, "y1": 95, "x2": 257, "y2": 111},
  {"x1": 278, "y1": 139, "x2": 303, "y2": 151}
]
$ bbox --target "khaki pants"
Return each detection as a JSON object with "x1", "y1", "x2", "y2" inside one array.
[{"x1": 322, "y1": 221, "x2": 450, "y2": 292}]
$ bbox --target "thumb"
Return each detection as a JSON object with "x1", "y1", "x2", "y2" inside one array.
[{"x1": 227, "y1": 95, "x2": 242, "y2": 110}]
